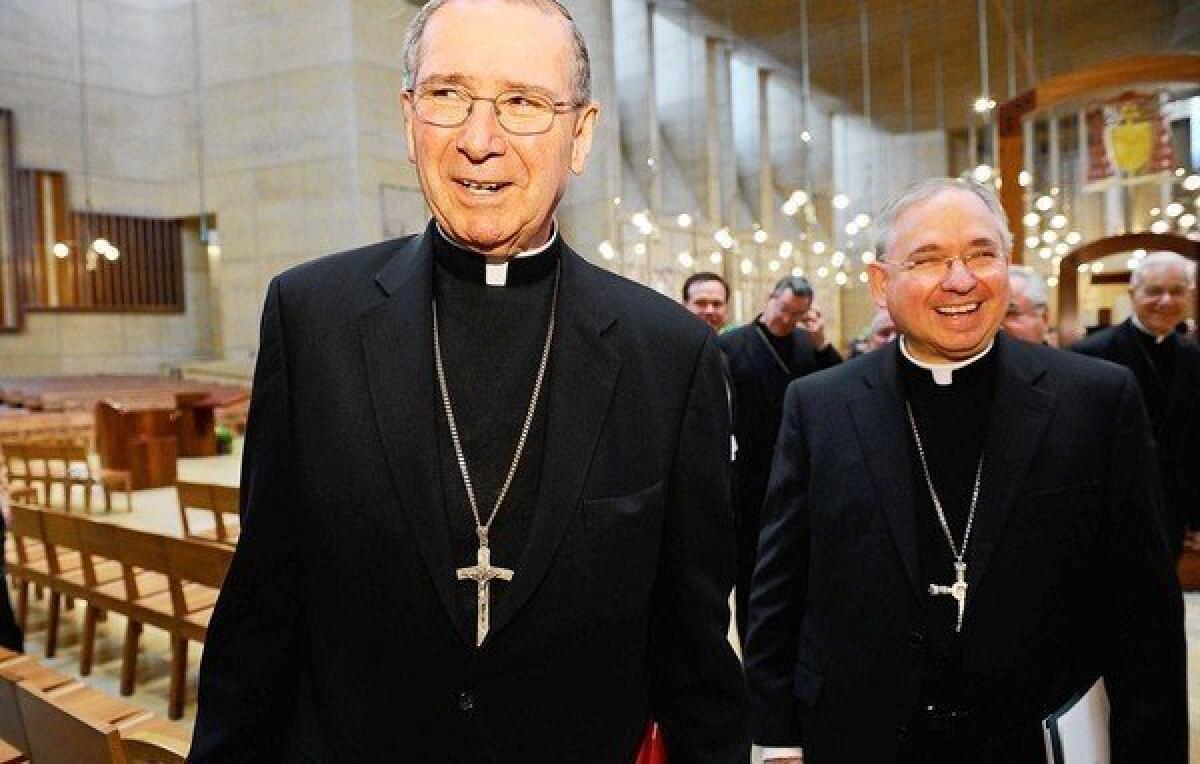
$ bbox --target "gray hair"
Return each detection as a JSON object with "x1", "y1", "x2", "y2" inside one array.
[
  {"x1": 403, "y1": 0, "x2": 592, "y2": 105},
  {"x1": 1008, "y1": 265, "x2": 1049, "y2": 309},
  {"x1": 770, "y1": 275, "x2": 814, "y2": 299},
  {"x1": 1132, "y1": 251, "x2": 1196, "y2": 290},
  {"x1": 873, "y1": 177, "x2": 1014, "y2": 260}
]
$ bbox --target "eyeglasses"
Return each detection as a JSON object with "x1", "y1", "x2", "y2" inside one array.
[
  {"x1": 409, "y1": 85, "x2": 580, "y2": 135},
  {"x1": 885, "y1": 250, "x2": 1006, "y2": 277},
  {"x1": 1137, "y1": 285, "x2": 1190, "y2": 300}
]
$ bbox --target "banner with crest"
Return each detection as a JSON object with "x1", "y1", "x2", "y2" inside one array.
[{"x1": 1084, "y1": 91, "x2": 1175, "y2": 190}]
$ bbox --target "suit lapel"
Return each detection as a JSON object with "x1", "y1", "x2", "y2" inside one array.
[
  {"x1": 849, "y1": 348, "x2": 923, "y2": 598},
  {"x1": 966, "y1": 336, "x2": 1056, "y2": 603},
  {"x1": 488, "y1": 247, "x2": 621, "y2": 639},
  {"x1": 357, "y1": 228, "x2": 472, "y2": 647}
]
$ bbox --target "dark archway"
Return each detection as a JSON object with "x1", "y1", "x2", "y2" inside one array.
[{"x1": 1056, "y1": 232, "x2": 1200, "y2": 345}]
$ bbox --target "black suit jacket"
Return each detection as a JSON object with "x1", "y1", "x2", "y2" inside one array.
[
  {"x1": 188, "y1": 229, "x2": 749, "y2": 762},
  {"x1": 1073, "y1": 319, "x2": 1200, "y2": 550},
  {"x1": 746, "y1": 334, "x2": 1186, "y2": 762},
  {"x1": 717, "y1": 323, "x2": 840, "y2": 640}
]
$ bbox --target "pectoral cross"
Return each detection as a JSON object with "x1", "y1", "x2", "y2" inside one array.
[
  {"x1": 928, "y1": 561, "x2": 968, "y2": 633},
  {"x1": 456, "y1": 540, "x2": 514, "y2": 647}
]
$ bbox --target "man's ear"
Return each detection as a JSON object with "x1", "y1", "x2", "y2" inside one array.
[
  {"x1": 401, "y1": 90, "x2": 417, "y2": 165},
  {"x1": 867, "y1": 262, "x2": 890, "y2": 309},
  {"x1": 570, "y1": 103, "x2": 599, "y2": 175}
]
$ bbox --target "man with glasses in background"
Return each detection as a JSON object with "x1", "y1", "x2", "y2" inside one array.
[
  {"x1": 747, "y1": 178, "x2": 1185, "y2": 763},
  {"x1": 1003, "y1": 265, "x2": 1051, "y2": 345},
  {"x1": 719, "y1": 276, "x2": 840, "y2": 645},
  {"x1": 189, "y1": 1, "x2": 747, "y2": 760},
  {"x1": 1073, "y1": 251, "x2": 1200, "y2": 557}
]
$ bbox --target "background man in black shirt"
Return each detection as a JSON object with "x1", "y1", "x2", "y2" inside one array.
[
  {"x1": 1073, "y1": 251, "x2": 1200, "y2": 557},
  {"x1": 718, "y1": 276, "x2": 840, "y2": 644}
]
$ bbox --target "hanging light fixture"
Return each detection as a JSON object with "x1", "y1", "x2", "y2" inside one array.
[{"x1": 54, "y1": 0, "x2": 120, "y2": 268}]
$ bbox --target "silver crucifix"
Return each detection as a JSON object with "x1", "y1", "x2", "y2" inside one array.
[
  {"x1": 928, "y1": 560, "x2": 968, "y2": 633},
  {"x1": 456, "y1": 542, "x2": 513, "y2": 647}
]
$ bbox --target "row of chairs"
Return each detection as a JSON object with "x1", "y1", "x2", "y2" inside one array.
[
  {"x1": 0, "y1": 644, "x2": 189, "y2": 763},
  {"x1": 2, "y1": 441, "x2": 132, "y2": 514},
  {"x1": 0, "y1": 410, "x2": 92, "y2": 441},
  {"x1": 7, "y1": 503, "x2": 233, "y2": 719}
]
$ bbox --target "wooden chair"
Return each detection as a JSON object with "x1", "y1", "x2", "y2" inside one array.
[
  {"x1": 0, "y1": 443, "x2": 30, "y2": 495},
  {"x1": 113, "y1": 526, "x2": 231, "y2": 719},
  {"x1": 74, "y1": 518, "x2": 169, "y2": 677},
  {"x1": 63, "y1": 442, "x2": 132, "y2": 514},
  {"x1": 39, "y1": 510, "x2": 128, "y2": 661},
  {"x1": 16, "y1": 679, "x2": 154, "y2": 764},
  {"x1": 7, "y1": 503, "x2": 54, "y2": 633},
  {"x1": 175, "y1": 482, "x2": 239, "y2": 545}
]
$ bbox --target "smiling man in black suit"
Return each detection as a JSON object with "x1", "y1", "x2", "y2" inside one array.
[
  {"x1": 188, "y1": 1, "x2": 747, "y2": 760},
  {"x1": 747, "y1": 177, "x2": 1186, "y2": 763}
]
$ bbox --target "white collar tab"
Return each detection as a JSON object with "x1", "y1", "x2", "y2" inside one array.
[{"x1": 899, "y1": 335, "x2": 995, "y2": 386}]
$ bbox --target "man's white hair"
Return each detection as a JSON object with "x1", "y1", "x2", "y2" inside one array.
[
  {"x1": 402, "y1": 0, "x2": 592, "y2": 105},
  {"x1": 1008, "y1": 265, "x2": 1049, "y2": 309},
  {"x1": 1131, "y1": 251, "x2": 1196, "y2": 290},
  {"x1": 873, "y1": 177, "x2": 1014, "y2": 259}
]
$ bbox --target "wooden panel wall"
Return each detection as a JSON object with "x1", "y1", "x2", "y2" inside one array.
[{"x1": 7, "y1": 169, "x2": 185, "y2": 314}]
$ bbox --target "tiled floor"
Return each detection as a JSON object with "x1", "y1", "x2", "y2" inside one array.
[{"x1": 13, "y1": 449, "x2": 1200, "y2": 758}]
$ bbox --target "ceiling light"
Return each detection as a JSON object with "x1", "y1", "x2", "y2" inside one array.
[
  {"x1": 676, "y1": 213, "x2": 693, "y2": 228},
  {"x1": 832, "y1": 193, "x2": 850, "y2": 210},
  {"x1": 1035, "y1": 195, "x2": 1054, "y2": 212}
]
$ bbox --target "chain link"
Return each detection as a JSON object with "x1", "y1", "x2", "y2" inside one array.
[{"x1": 431, "y1": 263, "x2": 561, "y2": 544}]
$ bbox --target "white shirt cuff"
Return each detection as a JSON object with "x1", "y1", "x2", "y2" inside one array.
[{"x1": 762, "y1": 746, "x2": 804, "y2": 761}]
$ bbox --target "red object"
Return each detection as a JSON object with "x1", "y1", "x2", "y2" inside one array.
[{"x1": 635, "y1": 722, "x2": 667, "y2": 764}]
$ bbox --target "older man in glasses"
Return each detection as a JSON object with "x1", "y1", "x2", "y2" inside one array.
[
  {"x1": 189, "y1": 1, "x2": 747, "y2": 761},
  {"x1": 747, "y1": 178, "x2": 1185, "y2": 763},
  {"x1": 1073, "y1": 252, "x2": 1200, "y2": 558}
]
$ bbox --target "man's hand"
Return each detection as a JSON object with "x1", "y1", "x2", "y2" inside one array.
[
  {"x1": 797, "y1": 308, "x2": 827, "y2": 350},
  {"x1": 763, "y1": 757, "x2": 803, "y2": 764}
]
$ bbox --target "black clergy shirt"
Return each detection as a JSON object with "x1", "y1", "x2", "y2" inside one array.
[
  {"x1": 1131, "y1": 323, "x2": 1178, "y2": 431},
  {"x1": 898, "y1": 338, "x2": 999, "y2": 715},
  {"x1": 754, "y1": 318, "x2": 799, "y2": 374},
  {"x1": 431, "y1": 229, "x2": 558, "y2": 641}
]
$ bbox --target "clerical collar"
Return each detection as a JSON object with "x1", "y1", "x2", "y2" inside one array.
[
  {"x1": 1130, "y1": 314, "x2": 1172, "y2": 345},
  {"x1": 433, "y1": 221, "x2": 560, "y2": 287},
  {"x1": 899, "y1": 335, "x2": 995, "y2": 386}
]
